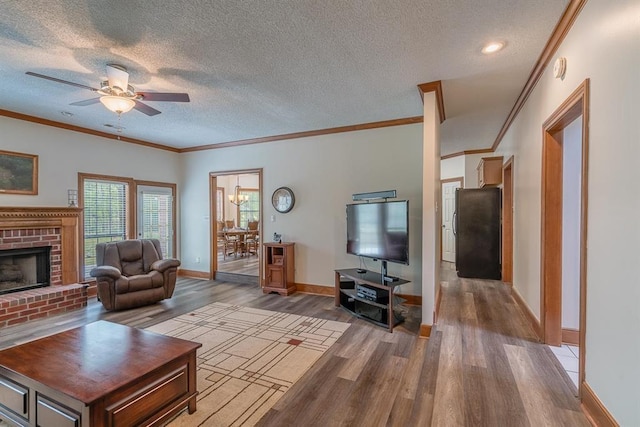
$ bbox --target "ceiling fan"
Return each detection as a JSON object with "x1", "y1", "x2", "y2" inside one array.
[{"x1": 26, "y1": 64, "x2": 190, "y2": 116}]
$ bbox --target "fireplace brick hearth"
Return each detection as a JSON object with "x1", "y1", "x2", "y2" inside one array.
[
  {"x1": 0, "y1": 283, "x2": 88, "y2": 327},
  {"x1": 0, "y1": 207, "x2": 86, "y2": 326}
]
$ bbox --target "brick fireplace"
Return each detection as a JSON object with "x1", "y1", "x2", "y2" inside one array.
[{"x1": 0, "y1": 207, "x2": 87, "y2": 327}]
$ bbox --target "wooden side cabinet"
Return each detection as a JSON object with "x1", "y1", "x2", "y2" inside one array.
[
  {"x1": 263, "y1": 242, "x2": 296, "y2": 295},
  {"x1": 477, "y1": 156, "x2": 504, "y2": 187}
]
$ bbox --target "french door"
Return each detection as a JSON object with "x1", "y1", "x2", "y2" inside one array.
[{"x1": 136, "y1": 184, "x2": 176, "y2": 258}]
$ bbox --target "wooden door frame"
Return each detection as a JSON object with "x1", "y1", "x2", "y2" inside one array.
[
  {"x1": 502, "y1": 157, "x2": 514, "y2": 284},
  {"x1": 209, "y1": 169, "x2": 263, "y2": 281},
  {"x1": 439, "y1": 177, "x2": 463, "y2": 260},
  {"x1": 540, "y1": 79, "x2": 589, "y2": 397}
]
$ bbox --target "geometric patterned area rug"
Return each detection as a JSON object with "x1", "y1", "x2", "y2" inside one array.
[{"x1": 145, "y1": 302, "x2": 350, "y2": 427}]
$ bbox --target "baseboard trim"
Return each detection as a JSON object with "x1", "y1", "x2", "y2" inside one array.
[
  {"x1": 581, "y1": 382, "x2": 619, "y2": 427},
  {"x1": 562, "y1": 328, "x2": 579, "y2": 345},
  {"x1": 397, "y1": 293, "x2": 422, "y2": 306},
  {"x1": 511, "y1": 285, "x2": 542, "y2": 340},
  {"x1": 296, "y1": 283, "x2": 334, "y2": 296},
  {"x1": 178, "y1": 269, "x2": 210, "y2": 279},
  {"x1": 419, "y1": 324, "x2": 432, "y2": 338}
]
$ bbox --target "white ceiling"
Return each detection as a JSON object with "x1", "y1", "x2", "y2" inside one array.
[{"x1": 0, "y1": 1, "x2": 569, "y2": 155}]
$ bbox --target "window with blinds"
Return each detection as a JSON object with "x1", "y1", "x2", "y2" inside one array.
[
  {"x1": 83, "y1": 178, "x2": 129, "y2": 277},
  {"x1": 237, "y1": 189, "x2": 259, "y2": 228},
  {"x1": 216, "y1": 187, "x2": 225, "y2": 221}
]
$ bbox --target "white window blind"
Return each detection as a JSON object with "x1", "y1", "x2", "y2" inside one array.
[{"x1": 83, "y1": 179, "x2": 129, "y2": 277}]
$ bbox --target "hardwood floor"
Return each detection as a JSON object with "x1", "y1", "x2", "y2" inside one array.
[
  {"x1": 217, "y1": 247, "x2": 260, "y2": 276},
  {"x1": 0, "y1": 273, "x2": 589, "y2": 426}
]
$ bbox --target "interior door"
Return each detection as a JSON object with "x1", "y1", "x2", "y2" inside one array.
[
  {"x1": 441, "y1": 179, "x2": 461, "y2": 262},
  {"x1": 137, "y1": 185, "x2": 175, "y2": 258}
]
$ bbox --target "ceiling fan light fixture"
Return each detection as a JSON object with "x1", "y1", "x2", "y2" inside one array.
[{"x1": 100, "y1": 95, "x2": 136, "y2": 114}]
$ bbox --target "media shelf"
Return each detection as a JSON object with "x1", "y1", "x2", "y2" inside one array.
[{"x1": 334, "y1": 268, "x2": 410, "y2": 332}]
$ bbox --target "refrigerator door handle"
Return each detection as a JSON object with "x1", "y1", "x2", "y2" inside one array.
[{"x1": 452, "y1": 211, "x2": 457, "y2": 236}]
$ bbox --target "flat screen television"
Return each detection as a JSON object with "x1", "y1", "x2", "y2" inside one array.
[{"x1": 346, "y1": 200, "x2": 409, "y2": 266}]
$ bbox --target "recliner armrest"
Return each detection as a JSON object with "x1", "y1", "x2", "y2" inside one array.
[
  {"x1": 151, "y1": 258, "x2": 181, "y2": 273},
  {"x1": 90, "y1": 265, "x2": 122, "y2": 280}
]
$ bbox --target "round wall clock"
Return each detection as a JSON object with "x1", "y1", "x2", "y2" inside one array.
[{"x1": 272, "y1": 187, "x2": 295, "y2": 213}]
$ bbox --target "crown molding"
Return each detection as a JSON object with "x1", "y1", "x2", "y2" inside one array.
[
  {"x1": 440, "y1": 148, "x2": 493, "y2": 160},
  {"x1": 491, "y1": 0, "x2": 587, "y2": 151},
  {"x1": 179, "y1": 116, "x2": 424, "y2": 153},
  {"x1": 0, "y1": 109, "x2": 180, "y2": 153},
  {"x1": 417, "y1": 80, "x2": 446, "y2": 123}
]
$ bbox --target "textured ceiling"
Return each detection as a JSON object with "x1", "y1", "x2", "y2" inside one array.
[{"x1": 0, "y1": 1, "x2": 569, "y2": 154}]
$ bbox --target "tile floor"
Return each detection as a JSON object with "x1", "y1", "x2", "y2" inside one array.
[{"x1": 548, "y1": 344, "x2": 579, "y2": 388}]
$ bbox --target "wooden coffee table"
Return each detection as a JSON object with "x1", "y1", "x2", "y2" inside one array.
[{"x1": 0, "y1": 320, "x2": 201, "y2": 426}]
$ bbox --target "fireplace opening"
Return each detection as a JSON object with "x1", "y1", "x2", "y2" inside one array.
[{"x1": 0, "y1": 246, "x2": 51, "y2": 295}]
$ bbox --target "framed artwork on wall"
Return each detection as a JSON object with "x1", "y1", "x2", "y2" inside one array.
[{"x1": 0, "y1": 149, "x2": 38, "y2": 195}]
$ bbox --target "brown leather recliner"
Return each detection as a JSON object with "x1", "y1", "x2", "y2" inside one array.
[{"x1": 90, "y1": 239, "x2": 180, "y2": 311}]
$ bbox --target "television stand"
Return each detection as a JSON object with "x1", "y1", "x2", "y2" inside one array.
[{"x1": 334, "y1": 268, "x2": 410, "y2": 332}]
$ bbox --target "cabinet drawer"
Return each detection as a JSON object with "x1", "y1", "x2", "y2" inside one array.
[
  {"x1": 107, "y1": 365, "x2": 189, "y2": 426},
  {"x1": 0, "y1": 377, "x2": 28, "y2": 418},
  {"x1": 36, "y1": 395, "x2": 80, "y2": 427}
]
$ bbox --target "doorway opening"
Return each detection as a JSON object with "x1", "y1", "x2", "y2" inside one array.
[
  {"x1": 440, "y1": 177, "x2": 463, "y2": 263},
  {"x1": 210, "y1": 169, "x2": 263, "y2": 285},
  {"x1": 540, "y1": 80, "x2": 589, "y2": 398}
]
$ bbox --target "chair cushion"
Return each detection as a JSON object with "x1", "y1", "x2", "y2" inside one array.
[{"x1": 115, "y1": 271, "x2": 163, "y2": 294}]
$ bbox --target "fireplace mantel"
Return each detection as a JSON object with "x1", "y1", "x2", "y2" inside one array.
[{"x1": 0, "y1": 207, "x2": 82, "y2": 284}]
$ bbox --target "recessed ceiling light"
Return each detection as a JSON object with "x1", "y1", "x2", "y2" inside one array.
[
  {"x1": 481, "y1": 42, "x2": 505, "y2": 54},
  {"x1": 60, "y1": 111, "x2": 74, "y2": 117}
]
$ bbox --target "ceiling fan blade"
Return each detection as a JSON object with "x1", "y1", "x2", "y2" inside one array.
[
  {"x1": 133, "y1": 100, "x2": 161, "y2": 116},
  {"x1": 25, "y1": 72, "x2": 98, "y2": 92},
  {"x1": 69, "y1": 97, "x2": 101, "y2": 106},
  {"x1": 136, "y1": 92, "x2": 190, "y2": 102}
]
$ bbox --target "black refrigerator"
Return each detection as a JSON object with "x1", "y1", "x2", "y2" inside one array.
[{"x1": 454, "y1": 188, "x2": 501, "y2": 279}]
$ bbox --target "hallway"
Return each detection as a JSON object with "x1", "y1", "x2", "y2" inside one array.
[{"x1": 427, "y1": 270, "x2": 589, "y2": 426}]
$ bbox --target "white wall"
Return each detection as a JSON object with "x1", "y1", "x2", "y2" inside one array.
[
  {"x1": 0, "y1": 116, "x2": 180, "y2": 207},
  {"x1": 440, "y1": 153, "x2": 485, "y2": 188},
  {"x1": 494, "y1": 0, "x2": 639, "y2": 423},
  {"x1": 179, "y1": 124, "x2": 424, "y2": 295},
  {"x1": 440, "y1": 156, "x2": 464, "y2": 181},
  {"x1": 562, "y1": 117, "x2": 582, "y2": 330}
]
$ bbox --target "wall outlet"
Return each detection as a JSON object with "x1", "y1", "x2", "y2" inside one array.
[
  {"x1": 270, "y1": 214, "x2": 276, "y2": 222},
  {"x1": 195, "y1": 257, "x2": 201, "y2": 263}
]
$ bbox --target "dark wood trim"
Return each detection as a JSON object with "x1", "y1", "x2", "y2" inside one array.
[
  {"x1": 209, "y1": 169, "x2": 263, "y2": 283},
  {"x1": 177, "y1": 269, "x2": 209, "y2": 279},
  {"x1": 491, "y1": 0, "x2": 587, "y2": 151},
  {"x1": 78, "y1": 172, "x2": 136, "y2": 281},
  {"x1": 511, "y1": 286, "x2": 542, "y2": 340},
  {"x1": 417, "y1": 81, "x2": 446, "y2": 123},
  {"x1": 561, "y1": 328, "x2": 579, "y2": 345},
  {"x1": 441, "y1": 148, "x2": 493, "y2": 160},
  {"x1": 0, "y1": 108, "x2": 180, "y2": 153},
  {"x1": 134, "y1": 180, "x2": 178, "y2": 259},
  {"x1": 581, "y1": 382, "x2": 619, "y2": 427},
  {"x1": 541, "y1": 79, "x2": 589, "y2": 397},
  {"x1": 419, "y1": 324, "x2": 432, "y2": 338},
  {"x1": 502, "y1": 156, "x2": 514, "y2": 284},
  {"x1": 296, "y1": 283, "x2": 335, "y2": 296},
  {"x1": 181, "y1": 116, "x2": 424, "y2": 152},
  {"x1": 397, "y1": 293, "x2": 422, "y2": 306},
  {"x1": 0, "y1": 207, "x2": 82, "y2": 284}
]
